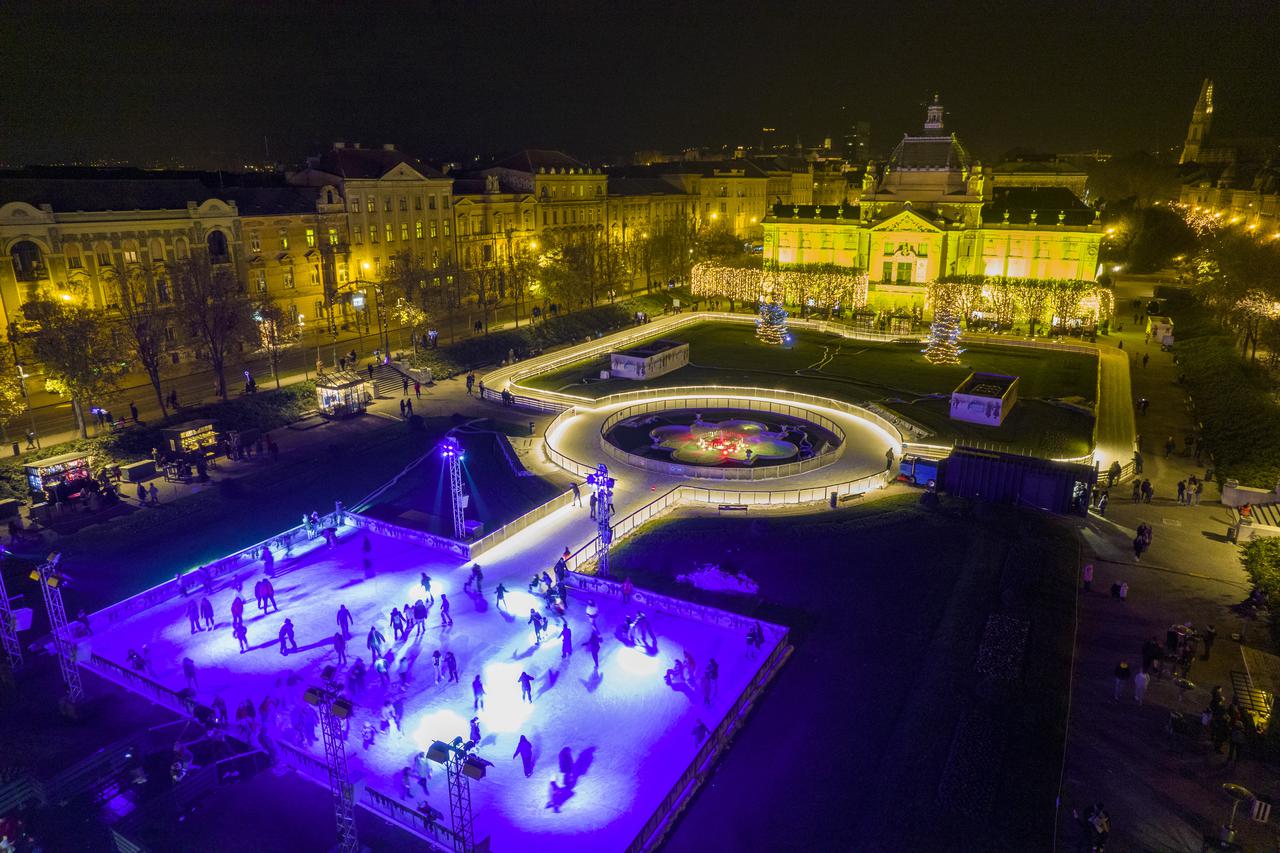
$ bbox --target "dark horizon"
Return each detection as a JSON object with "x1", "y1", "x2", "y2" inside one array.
[{"x1": 2, "y1": 0, "x2": 1278, "y2": 169}]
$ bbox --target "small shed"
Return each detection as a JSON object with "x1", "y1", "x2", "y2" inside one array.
[
  {"x1": 950, "y1": 372, "x2": 1019, "y2": 427},
  {"x1": 317, "y1": 371, "x2": 372, "y2": 417},
  {"x1": 1146, "y1": 315, "x2": 1174, "y2": 345},
  {"x1": 162, "y1": 420, "x2": 218, "y2": 459},
  {"x1": 609, "y1": 339, "x2": 689, "y2": 380},
  {"x1": 25, "y1": 451, "x2": 92, "y2": 496}
]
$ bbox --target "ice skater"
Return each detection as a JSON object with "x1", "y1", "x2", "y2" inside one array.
[
  {"x1": 261, "y1": 576, "x2": 277, "y2": 612},
  {"x1": 529, "y1": 609, "x2": 545, "y2": 644},
  {"x1": 561, "y1": 624, "x2": 573, "y2": 659},
  {"x1": 186, "y1": 600, "x2": 202, "y2": 634},
  {"x1": 390, "y1": 606, "x2": 406, "y2": 641},
  {"x1": 472, "y1": 675, "x2": 485, "y2": 710},
  {"x1": 495, "y1": 582, "x2": 507, "y2": 611},
  {"x1": 518, "y1": 671, "x2": 535, "y2": 703},
  {"x1": 402, "y1": 604, "x2": 415, "y2": 638},
  {"x1": 231, "y1": 594, "x2": 245, "y2": 627},
  {"x1": 234, "y1": 622, "x2": 249, "y2": 653},
  {"x1": 432, "y1": 650, "x2": 443, "y2": 683},
  {"x1": 279, "y1": 618, "x2": 298, "y2": 655},
  {"x1": 199, "y1": 596, "x2": 215, "y2": 630},
  {"x1": 367, "y1": 624, "x2": 386, "y2": 663},
  {"x1": 513, "y1": 734, "x2": 534, "y2": 777},
  {"x1": 584, "y1": 630, "x2": 602, "y2": 670},
  {"x1": 463, "y1": 563, "x2": 483, "y2": 593},
  {"x1": 337, "y1": 604, "x2": 353, "y2": 639},
  {"x1": 439, "y1": 594, "x2": 453, "y2": 627},
  {"x1": 420, "y1": 573, "x2": 434, "y2": 606},
  {"x1": 253, "y1": 579, "x2": 266, "y2": 612},
  {"x1": 262, "y1": 544, "x2": 274, "y2": 576},
  {"x1": 445, "y1": 651, "x2": 459, "y2": 683},
  {"x1": 704, "y1": 657, "x2": 719, "y2": 705},
  {"x1": 413, "y1": 600, "x2": 428, "y2": 637},
  {"x1": 182, "y1": 656, "x2": 198, "y2": 690},
  {"x1": 469, "y1": 716, "x2": 481, "y2": 745},
  {"x1": 334, "y1": 631, "x2": 348, "y2": 665}
]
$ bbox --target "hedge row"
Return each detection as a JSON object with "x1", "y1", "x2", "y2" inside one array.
[
  {"x1": 1241, "y1": 539, "x2": 1280, "y2": 647},
  {"x1": 0, "y1": 382, "x2": 318, "y2": 501}
]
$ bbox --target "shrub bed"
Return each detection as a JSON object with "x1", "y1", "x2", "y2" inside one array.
[{"x1": 1241, "y1": 537, "x2": 1280, "y2": 647}]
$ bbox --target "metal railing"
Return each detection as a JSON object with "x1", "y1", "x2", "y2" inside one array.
[
  {"x1": 362, "y1": 785, "x2": 459, "y2": 851},
  {"x1": 470, "y1": 488, "x2": 577, "y2": 558}
]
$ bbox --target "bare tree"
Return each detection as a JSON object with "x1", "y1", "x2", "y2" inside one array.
[
  {"x1": 253, "y1": 299, "x2": 303, "y2": 389},
  {"x1": 108, "y1": 265, "x2": 173, "y2": 417},
  {"x1": 27, "y1": 298, "x2": 127, "y2": 437},
  {"x1": 172, "y1": 252, "x2": 253, "y2": 400}
]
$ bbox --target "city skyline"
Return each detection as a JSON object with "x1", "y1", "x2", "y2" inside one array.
[{"x1": 4, "y1": 0, "x2": 1278, "y2": 168}]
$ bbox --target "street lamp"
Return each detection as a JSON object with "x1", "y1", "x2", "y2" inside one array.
[{"x1": 586, "y1": 464, "x2": 616, "y2": 577}]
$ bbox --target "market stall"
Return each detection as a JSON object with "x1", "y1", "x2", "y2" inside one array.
[
  {"x1": 162, "y1": 420, "x2": 218, "y2": 460},
  {"x1": 25, "y1": 451, "x2": 92, "y2": 499},
  {"x1": 316, "y1": 372, "x2": 372, "y2": 418}
]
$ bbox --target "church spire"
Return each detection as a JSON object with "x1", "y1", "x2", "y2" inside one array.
[
  {"x1": 924, "y1": 94, "x2": 945, "y2": 135},
  {"x1": 1179, "y1": 78, "x2": 1214, "y2": 165}
]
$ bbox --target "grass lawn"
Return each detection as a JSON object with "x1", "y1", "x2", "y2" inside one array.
[
  {"x1": 524, "y1": 322, "x2": 1097, "y2": 456},
  {"x1": 609, "y1": 493, "x2": 1078, "y2": 853}
]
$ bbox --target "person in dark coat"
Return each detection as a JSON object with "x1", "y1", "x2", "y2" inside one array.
[
  {"x1": 334, "y1": 631, "x2": 348, "y2": 665},
  {"x1": 186, "y1": 600, "x2": 202, "y2": 634},
  {"x1": 513, "y1": 734, "x2": 534, "y2": 777},
  {"x1": 199, "y1": 596, "x2": 215, "y2": 630},
  {"x1": 279, "y1": 618, "x2": 298, "y2": 655},
  {"x1": 561, "y1": 624, "x2": 573, "y2": 659},
  {"x1": 261, "y1": 577, "x2": 277, "y2": 612}
]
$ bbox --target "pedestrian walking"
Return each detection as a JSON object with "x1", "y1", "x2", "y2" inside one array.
[
  {"x1": 495, "y1": 582, "x2": 507, "y2": 611},
  {"x1": 402, "y1": 376, "x2": 410, "y2": 396},
  {"x1": 589, "y1": 492, "x2": 597, "y2": 520},
  {"x1": 186, "y1": 600, "x2": 202, "y2": 634},
  {"x1": 432, "y1": 650, "x2": 443, "y2": 684},
  {"x1": 561, "y1": 624, "x2": 573, "y2": 659},
  {"x1": 1133, "y1": 450, "x2": 1144, "y2": 474},
  {"x1": 622, "y1": 577, "x2": 634, "y2": 604},
  {"x1": 1177, "y1": 480, "x2": 1186, "y2": 505},
  {"x1": 440, "y1": 594, "x2": 452, "y2": 626},
  {"x1": 182, "y1": 656, "x2": 197, "y2": 689},
  {"x1": 337, "y1": 604, "x2": 353, "y2": 638},
  {"x1": 1202, "y1": 624, "x2": 1216, "y2": 660},
  {"x1": 1119, "y1": 581, "x2": 1128, "y2": 601},
  {"x1": 414, "y1": 381, "x2": 421, "y2": 399},
  {"x1": 472, "y1": 675, "x2": 485, "y2": 710},
  {"x1": 199, "y1": 596, "x2": 215, "y2": 630},
  {"x1": 1142, "y1": 353, "x2": 1149, "y2": 368},
  {"x1": 279, "y1": 618, "x2": 298, "y2": 655},
  {"x1": 1228, "y1": 720, "x2": 1245, "y2": 764},
  {"x1": 1134, "y1": 668, "x2": 1150, "y2": 705},
  {"x1": 332, "y1": 630, "x2": 348, "y2": 664},
  {"x1": 1082, "y1": 563, "x2": 1094, "y2": 592},
  {"x1": 585, "y1": 598, "x2": 599, "y2": 628},
  {"x1": 1194, "y1": 478, "x2": 1204, "y2": 506},
  {"x1": 1113, "y1": 660, "x2": 1131, "y2": 701},
  {"x1": 1131, "y1": 480, "x2": 1141, "y2": 503},
  {"x1": 584, "y1": 630, "x2": 602, "y2": 670},
  {"x1": 1164, "y1": 435, "x2": 1175, "y2": 458},
  {"x1": 234, "y1": 622, "x2": 249, "y2": 653},
  {"x1": 1098, "y1": 491, "x2": 1109, "y2": 517},
  {"x1": 518, "y1": 671, "x2": 535, "y2": 703},
  {"x1": 571, "y1": 482, "x2": 582, "y2": 507}
]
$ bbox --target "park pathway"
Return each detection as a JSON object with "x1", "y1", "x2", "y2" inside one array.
[{"x1": 1095, "y1": 346, "x2": 1137, "y2": 476}]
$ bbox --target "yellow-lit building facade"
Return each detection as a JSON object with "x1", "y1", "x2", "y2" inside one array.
[{"x1": 763, "y1": 99, "x2": 1101, "y2": 307}]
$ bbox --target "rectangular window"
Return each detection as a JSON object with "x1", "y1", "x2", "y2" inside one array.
[
  {"x1": 443, "y1": 220, "x2": 451, "y2": 237},
  {"x1": 350, "y1": 196, "x2": 360, "y2": 212},
  {"x1": 414, "y1": 196, "x2": 423, "y2": 211},
  {"x1": 354, "y1": 228, "x2": 363, "y2": 244},
  {"x1": 305, "y1": 228, "x2": 316, "y2": 248},
  {"x1": 369, "y1": 224, "x2": 378, "y2": 243},
  {"x1": 384, "y1": 198, "x2": 392, "y2": 213},
  {"x1": 282, "y1": 268, "x2": 294, "y2": 288},
  {"x1": 337, "y1": 262, "x2": 348, "y2": 283},
  {"x1": 328, "y1": 227, "x2": 339, "y2": 245},
  {"x1": 310, "y1": 268, "x2": 320, "y2": 288},
  {"x1": 896, "y1": 262, "x2": 912, "y2": 283},
  {"x1": 366, "y1": 197, "x2": 375, "y2": 213},
  {"x1": 385, "y1": 223, "x2": 394, "y2": 242},
  {"x1": 123, "y1": 249, "x2": 140, "y2": 264},
  {"x1": 254, "y1": 269, "x2": 267, "y2": 292},
  {"x1": 399, "y1": 197, "x2": 408, "y2": 212},
  {"x1": 67, "y1": 253, "x2": 82, "y2": 269},
  {"x1": 279, "y1": 230, "x2": 289, "y2": 250},
  {"x1": 430, "y1": 221, "x2": 438, "y2": 238},
  {"x1": 429, "y1": 195, "x2": 437, "y2": 210},
  {"x1": 250, "y1": 232, "x2": 261, "y2": 253},
  {"x1": 415, "y1": 221, "x2": 424, "y2": 239},
  {"x1": 157, "y1": 278, "x2": 170, "y2": 303},
  {"x1": 482, "y1": 244, "x2": 492, "y2": 263},
  {"x1": 443, "y1": 196, "x2": 450, "y2": 209},
  {"x1": 432, "y1": 250, "x2": 440, "y2": 267},
  {"x1": 401, "y1": 222, "x2": 409, "y2": 241}
]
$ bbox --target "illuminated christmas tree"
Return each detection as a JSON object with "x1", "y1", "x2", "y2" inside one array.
[
  {"x1": 755, "y1": 298, "x2": 789, "y2": 345},
  {"x1": 923, "y1": 304, "x2": 962, "y2": 365}
]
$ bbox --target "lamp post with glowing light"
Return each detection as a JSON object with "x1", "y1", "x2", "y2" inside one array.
[
  {"x1": 303, "y1": 668, "x2": 358, "y2": 853},
  {"x1": 440, "y1": 437, "x2": 467, "y2": 540},
  {"x1": 586, "y1": 464, "x2": 616, "y2": 577}
]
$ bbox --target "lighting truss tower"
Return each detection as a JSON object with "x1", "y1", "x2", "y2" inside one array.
[
  {"x1": 32, "y1": 553, "x2": 81, "y2": 704},
  {"x1": 440, "y1": 437, "x2": 467, "y2": 540},
  {"x1": 0, "y1": 553, "x2": 22, "y2": 675},
  {"x1": 304, "y1": 673, "x2": 358, "y2": 853},
  {"x1": 426, "y1": 736, "x2": 486, "y2": 853},
  {"x1": 586, "y1": 464, "x2": 616, "y2": 577}
]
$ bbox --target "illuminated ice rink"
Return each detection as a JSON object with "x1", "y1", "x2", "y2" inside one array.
[{"x1": 85, "y1": 526, "x2": 776, "y2": 851}]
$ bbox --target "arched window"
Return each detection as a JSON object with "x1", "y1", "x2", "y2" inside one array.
[
  {"x1": 64, "y1": 243, "x2": 83, "y2": 270},
  {"x1": 325, "y1": 188, "x2": 336, "y2": 205},
  {"x1": 206, "y1": 230, "x2": 229, "y2": 261},
  {"x1": 149, "y1": 238, "x2": 166, "y2": 263},
  {"x1": 174, "y1": 237, "x2": 190, "y2": 260},
  {"x1": 10, "y1": 241, "x2": 43, "y2": 282}
]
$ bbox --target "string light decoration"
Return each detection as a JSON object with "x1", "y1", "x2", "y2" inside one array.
[
  {"x1": 756, "y1": 297, "x2": 790, "y2": 345},
  {"x1": 938, "y1": 275, "x2": 1113, "y2": 329},
  {"x1": 692, "y1": 262, "x2": 868, "y2": 312},
  {"x1": 923, "y1": 284, "x2": 963, "y2": 365}
]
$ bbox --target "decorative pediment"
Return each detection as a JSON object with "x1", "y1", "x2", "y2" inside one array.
[
  {"x1": 870, "y1": 209, "x2": 942, "y2": 234},
  {"x1": 381, "y1": 163, "x2": 430, "y2": 182}
]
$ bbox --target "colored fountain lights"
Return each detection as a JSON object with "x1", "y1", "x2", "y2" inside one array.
[{"x1": 650, "y1": 417, "x2": 801, "y2": 466}]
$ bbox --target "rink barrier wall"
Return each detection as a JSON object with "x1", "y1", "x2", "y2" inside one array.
[
  {"x1": 597, "y1": 396, "x2": 848, "y2": 481},
  {"x1": 340, "y1": 512, "x2": 472, "y2": 560},
  {"x1": 85, "y1": 652, "x2": 198, "y2": 718},
  {"x1": 362, "y1": 785, "x2": 460, "y2": 850},
  {"x1": 469, "y1": 488, "x2": 577, "y2": 559},
  {"x1": 628, "y1": 632, "x2": 792, "y2": 853}
]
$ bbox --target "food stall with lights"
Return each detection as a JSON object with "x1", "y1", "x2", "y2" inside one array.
[
  {"x1": 25, "y1": 451, "x2": 92, "y2": 499},
  {"x1": 316, "y1": 371, "x2": 373, "y2": 418},
  {"x1": 162, "y1": 420, "x2": 219, "y2": 460}
]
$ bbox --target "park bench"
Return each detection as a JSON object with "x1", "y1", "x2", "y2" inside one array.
[{"x1": 718, "y1": 504, "x2": 748, "y2": 513}]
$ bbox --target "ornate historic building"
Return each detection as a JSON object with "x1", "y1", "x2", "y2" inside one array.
[{"x1": 762, "y1": 98, "x2": 1102, "y2": 308}]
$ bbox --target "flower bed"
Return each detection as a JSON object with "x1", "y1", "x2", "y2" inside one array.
[{"x1": 974, "y1": 614, "x2": 1031, "y2": 682}]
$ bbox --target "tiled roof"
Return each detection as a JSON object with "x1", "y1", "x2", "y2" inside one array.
[
  {"x1": 769, "y1": 202, "x2": 861, "y2": 220},
  {"x1": 0, "y1": 178, "x2": 217, "y2": 212},
  {"x1": 219, "y1": 186, "x2": 321, "y2": 216},
  {"x1": 490, "y1": 149, "x2": 591, "y2": 174},
  {"x1": 887, "y1": 135, "x2": 971, "y2": 171},
  {"x1": 606, "y1": 177, "x2": 687, "y2": 196},
  {"x1": 981, "y1": 186, "x2": 1096, "y2": 226},
  {"x1": 313, "y1": 147, "x2": 443, "y2": 180}
]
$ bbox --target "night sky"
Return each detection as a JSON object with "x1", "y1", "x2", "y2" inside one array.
[{"x1": 3, "y1": 0, "x2": 1277, "y2": 168}]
